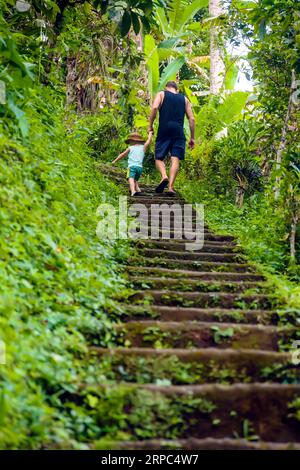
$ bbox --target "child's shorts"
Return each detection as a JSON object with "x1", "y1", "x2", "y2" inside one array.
[{"x1": 127, "y1": 166, "x2": 143, "y2": 181}]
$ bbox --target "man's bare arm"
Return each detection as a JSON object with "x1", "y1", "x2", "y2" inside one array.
[
  {"x1": 185, "y1": 98, "x2": 195, "y2": 148},
  {"x1": 148, "y1": 91, "x2": 163, "y2": 132}
]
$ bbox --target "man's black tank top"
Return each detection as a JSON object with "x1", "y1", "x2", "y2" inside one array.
[{"x1": 157, "y1": 90, "x2": 186, "y2": 140}]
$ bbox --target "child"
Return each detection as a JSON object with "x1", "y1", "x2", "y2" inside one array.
[{"x1": 112, "y1": 131, "x2": 153, "y2": 196}]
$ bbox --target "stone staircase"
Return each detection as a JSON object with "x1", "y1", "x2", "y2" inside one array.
[{"x1": 87, "y1": 167, "x2": 300, "y2": 450}]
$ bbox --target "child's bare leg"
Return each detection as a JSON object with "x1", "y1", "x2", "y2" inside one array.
[
  {"x1": 135, "y1": 181, "x2": 141, "y2": 192},
  {"x1": 129, "y1": 177, "x2": 136, "y2": 196}
]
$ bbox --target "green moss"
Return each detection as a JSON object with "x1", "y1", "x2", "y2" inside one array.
[
  {"x1": 89, "y1": 354, "x2": 299, "y2": 386},
  {"x1": 82, "y1": 386, "x2": 216, "y2": 440}
]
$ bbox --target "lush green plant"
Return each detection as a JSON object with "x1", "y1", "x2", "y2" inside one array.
[
  {"x1": 0, "y1": 0, "x2": 299, "y2": 450},
  {"x1": 143, "y1": 0, "x2": 210, "y2": 97},
  {"x1": 97, "y1": 0, "x2": 167, "y2": 36},
  {"x1": 214, "y1": 121, "x2": 264, "y2": 203},
  {"x1": 178, "y1": 173, "x2": 300, "y2": 284},
  {"x1": 0, "y1": 81, "x2": 133, "y2": 448},
  {"x1": 85, "y1": 111, "x2": 129, "y2": 163}
]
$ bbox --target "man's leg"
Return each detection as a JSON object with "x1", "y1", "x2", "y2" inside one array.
[
  {"x1": 155, "y1": 139, "x2": 170, "y2": 193},
  {"x1": 169, "y1": 156, "x2": 180, "y2": 192},
  {"x1": 155, "y1": 159, "x2": 168, "y2": 181}
]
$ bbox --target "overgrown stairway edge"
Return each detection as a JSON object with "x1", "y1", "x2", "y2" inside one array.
[{"x1": 88, "y1": 164, "x2": 300, "y2": 450}]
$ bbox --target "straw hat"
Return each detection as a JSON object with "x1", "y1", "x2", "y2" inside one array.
[{"x1": 125, "y1": 132, "x2": 146, "y2": 144}]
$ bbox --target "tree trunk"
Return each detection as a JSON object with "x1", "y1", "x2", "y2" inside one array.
[
  {"x1": 290, "y1": 197, "x2": 299, "y2": 264},
  {"x1": 66, "y1": 56, "x2": 77, "y2": 107},
  {"x1": 209, "y1": 0, "x2": 225, "y2": 95},
  {"x1": 274, "y1": 69, "x2": 297, "y2": 199},
  {"x1": 235, "y1": 174, "x2": 248, "y2": 208},
  {"x1": 290, "y1": 213, "x2": 298, "y2": 264},
  {"x1": 236, "y1": 186, "x2": 245, "y2": 208}
]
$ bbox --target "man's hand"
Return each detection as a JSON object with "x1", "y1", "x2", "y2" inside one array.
[{"x1": 189, "y1": 138, "x2": 195, "y2": 149}]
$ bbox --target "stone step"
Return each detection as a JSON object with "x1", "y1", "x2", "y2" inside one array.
[
  {"x1": 142, "y1": 249, "x2": 244, "y2": 262},
  {"x1": 130, "y1": 203, "x2": 201, "y2": 213},
  {"x1": 99, "y1": 169, "x2": 299, "y2": 447},
  {"x1": 115, "y1": 321, "x2": 294, "y2": 351},
  {"x1": 125, "y1": 266, "x2": 264, "y2": 281},
  {"x1": 132, "y1": 224, "x2": 210, "y2": 234},
  {"x1": 134, "y1": 232, "x2": 235, "y2": 242},
  {"x1": 128, "y1": 277, "x2": 263, "y2": 293},
  {"x1": 90, "y1": 347, "x2": 298, "y2": 384},
  {"x1": 136, "y1": 241, "x2": 238, "y2": 253},
  {"x1": 129, "y1": 199, "x2": 186, "y2": 207},
  {"x1": 82, "y1": 382, "x2": 300, "y2": 442},
  {"x1": 129, "y1": 196, "x2": 186, "y2": 203},
  {"x1": 136, "y1": 218, "x2": 204, "y2": 227},
  {"x1": 131, "y1": 206, "x2": 201, "y2": 213},
  {"x1": 92, "y1": 437, "x2": 300, "y2": 450},
  {"x1": 128, "y1": 257, "x2": 254, "y2": 273},
  {"x1": 119, "y1": 305, "x2": 280, "y2": 325},
  {"x1": 130, "y1": 227, "x2": 212, "y2": 235},
  {"x1": 141, "y1": 237, "x2": 236, "y2": 245},
  {"x1": 130, "y1": 229, "x2": 234, "y2": 243},
  {"x1": 130, "y1": 290, "x2": 274, "y2": 309}
]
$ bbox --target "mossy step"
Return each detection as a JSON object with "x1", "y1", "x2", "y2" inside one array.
[
  {"x1": 140, "y1": 236, "x2": 236, "y2": 244},
  {"x1": 142, "y1": 249, "x2": 244, "y2": 262},
  {"x1": 134, "y1": 232, "x2": 235, "y2": 242},
  {"x1": 135, "y1": 224, "x2": 209, "y2": 234},
  {"x1": 129, "y1": 258, "x2": 253, "y2": 273},
  {"x1": 99, "y1": 165, "x2": 126, "y2": 177},
  {"x1": 128, "y1": 277, "x2": 264, "y2": 293},
  {"x1": 128, "y1": 197, "x2": 186, "y2": 204},
  {"x1": 134, "y1": 223, "x2": 211, "y2": 232},
  {"x1": 130, "y1": 203, "x2": 202, "y2": 213},
  {"x1": 129, "y1": 257, "x2": 253, "y2": 273},
  {"x1": 137, "y1": 241, "x2": 238, "y2": 253},
  {"x1": 119, "y1": 305, "x2": 280, "y2": 325},
  {"x1": 115, "y1": 321, "x2": 295, "y2": 351},
  {"x1": 92, "y1": 437, "x2": 300, "y2": 450},
  {"x1": 138, "y1": 238, "x2": 236, "y2": 246},
  {"x1": 125, "y1": 266, "x2": 264, "y2": 281},
  {"x1": 106, "y1": 176, "x2": 128, "y2": 185},
  {"x1": 136, "y1": 215, "x2": 205, "y2": 223},
  {"x1": 131, "y1": 232, "x2": 227, "y2": 242},
  {"x1": 130, "y1": 290, "x2": 273, "y2": 309},
  {"x1": 82, "y1": 383, "x2": 300, "y2": 442},
  {"x1": 131, "y1": 227, "x2": 213, "y2": 235},
  {"x1": 91, "y1": 347, "x2": 298, "y2": 384}
]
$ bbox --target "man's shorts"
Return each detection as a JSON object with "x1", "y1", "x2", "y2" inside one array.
[
  {"x1": 155, "y1": 137, "x2": 186, "y2": 161},
  {"x1": 127, "y1": 166, "x2": 143, "y2": 181}
]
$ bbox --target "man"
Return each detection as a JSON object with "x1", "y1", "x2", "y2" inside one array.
[{"x1": 148, "y1": 81, "x2": 195, "y2": 195}]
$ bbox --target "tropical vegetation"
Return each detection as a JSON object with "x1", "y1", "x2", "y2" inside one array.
[{"x1": 0, "y1": 0, "x2": 299, "y2": 449}]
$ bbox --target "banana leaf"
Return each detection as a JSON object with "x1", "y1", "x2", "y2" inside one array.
[
  {"x1": 157, "y1": 57, "x2": 185, "y2": 92},
  {"x1": 144, "y1": 34, "x2": 159, "y2": 97}
]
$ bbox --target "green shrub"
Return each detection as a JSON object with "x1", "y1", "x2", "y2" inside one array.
[
  {"x1": 0, "y1": 86, "x2": 132, "y2": 449},
  {"x1": 86, "y1": 111, "x2": 129, "y2": 164}
]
